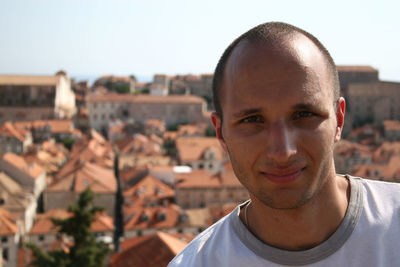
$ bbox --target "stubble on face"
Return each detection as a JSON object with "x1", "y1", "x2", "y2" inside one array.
[{"x1": 218, "y1": 35, "x2": 340, "y2": 211}]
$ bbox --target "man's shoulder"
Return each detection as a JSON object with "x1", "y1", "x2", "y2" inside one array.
[
  {"x1": 168, "y1": 206, "x2": 239, "y2": 266},
  {"x1": 353, "y1": 175, "x2": 400, "y2": 207}
]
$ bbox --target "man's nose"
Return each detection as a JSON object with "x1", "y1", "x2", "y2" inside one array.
[{"x1": 265, "y1": 121, "x2": 297, "y2": 164}]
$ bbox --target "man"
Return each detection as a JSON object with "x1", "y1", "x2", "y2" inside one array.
[{"x1": 169, "y1": 22, "x2": 400, "y2": 266}]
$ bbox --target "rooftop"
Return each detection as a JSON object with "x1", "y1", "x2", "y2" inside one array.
[
  {"x1": 2, "y1": 152, "x2": 44, "y2": 179},
  {"x1": 0, "y1": 74, "x2": 62, "y2": 86},
  {"x1": 337, "y1": 65, "x2": 378, "y2": 73},
  {"x1": 110, "y1": 231, "x2": 188, "y2": 267},
  {"x1": 87, "y1": 93, "x2": 205, "y2": 104}
]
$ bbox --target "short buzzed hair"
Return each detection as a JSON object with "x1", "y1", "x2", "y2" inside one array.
[{"x1": 212, "y1": 22, "x2": 340, "y2": 118}]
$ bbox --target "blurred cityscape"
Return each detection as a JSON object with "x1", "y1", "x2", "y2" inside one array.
[{"x1": 1, "y1": 66, "x2": 400, "y2": 266}]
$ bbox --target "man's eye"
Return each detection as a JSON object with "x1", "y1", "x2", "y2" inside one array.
[
  {"x1": 294, "y1": 111, "x2": 315, "y2": 119},
  {"x1": 241, "y1": 116, "x2": 263, "y2": 123}
]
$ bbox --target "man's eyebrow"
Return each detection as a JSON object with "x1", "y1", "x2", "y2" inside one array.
[
  {"x1": 232, "y1": 108, "x2": 262, "y2": 118},
  {"x1": 293, "y1": 103, "x2": 319, "y2": 110}
]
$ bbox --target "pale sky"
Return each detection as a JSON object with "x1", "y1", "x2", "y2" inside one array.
[{"x1": 0, "y1": 0, "x2": 399, "y2": 82}]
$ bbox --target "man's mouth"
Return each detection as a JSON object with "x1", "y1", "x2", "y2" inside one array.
[{"x1": 261, "y1": 167, "x2": 305, "y2": 184}]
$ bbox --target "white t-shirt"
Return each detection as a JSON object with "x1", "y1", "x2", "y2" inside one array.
[{"x1": 169, "y1": 176, "x2": 400, "y2": 266}]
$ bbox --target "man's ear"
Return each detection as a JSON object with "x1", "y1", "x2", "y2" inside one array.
[
  {"x1": 211, "y1": 112, "x2": 228, "y2": 152},
  {"x1": 335, "y1": 97, "x2": 346, "y2": 142}
]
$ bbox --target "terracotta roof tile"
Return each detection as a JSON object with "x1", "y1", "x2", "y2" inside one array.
[
  {"x1": 29, "y1": 209, "x2": 113, "y2": 235},
  {"x1": 87, "y1": 93, "x2": 205, "y2": 104},
  {"x1": 48, "y1": 161, "x2": 116, "y2": 194},
  {"x1": 2, "y1": 153, "x2": 44, "y2": 178},
  {"x1": 110, "y1": 231, "x2": 188, "y2": 267},
  {"x1": 0, "y1": 121, "x2": 30, "y2": 142},
  {"x1": 0, "y1": 75, "x2": 60, "y2": 86},
  {"x1": 14, "y1": 120, "x2": 74, "y2": 134},
  {"x1": 0, "y1": 207, "x2": 19, "y2": 236},
  {"x1": 176, "y1": 137, "x2": 224, "y2": 162},
  {"x1": 123, "y1": 174, "x2": 175, "y2": 200},
  {"x1": 383, "y1": 120, "x2": 400, "y2": 131},
  {"x1": 123, "y1": 204, "x2": 181, "y2": 231},
  {"x1": 337, "y1": 65, "x2": 378, "y2": 72},
  {"x1": 177, "y1": 123, "x2": 207, "y2": 137},
  {"x1": 0, "y1": 172, "x2": 34, "y2": 212}
]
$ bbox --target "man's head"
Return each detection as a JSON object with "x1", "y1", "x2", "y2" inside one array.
[
  {"x1": 213, "y1": 22, "x2": 340, "y2": 120},
  {"x1": 211, "y1": 22, "x2": 345, "y2": 210}
]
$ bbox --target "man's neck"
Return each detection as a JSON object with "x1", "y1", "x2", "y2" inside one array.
[{"x1": 240, "y1": 174, "x2": 350, "y2": 251}]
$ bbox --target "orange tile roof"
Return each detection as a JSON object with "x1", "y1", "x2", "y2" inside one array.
[
  {"x1": 176, "y1": 137, "x2": 224, "y2": 162},
  {"x1": 0, "y1": 172, "x2": 34, "y2": 212},
  {"x1": 123, "y1": 204, "x2": 181, "y2": 231},
  {"x1": 176, "y1": 169, "x2": 220, "y2": 188},
  {"x1": 372, "y1": 141, "x2": 400, "y2": 162},
  {"x1": 163, "y1": 131, "x2": 178, "y2": 140},
  {"x1": 115, "y1": 134, "x2": 162, "y2": 155},
  {"x1": 29, "y1": 209, "x2": 113, "y2": 235},
  {"x1": 383, "y1": 120, "x2": 400, "y2": 131},
  {"x1": 0, "y1": 121, "x2": 30, "y2": 142},
  {"x1": 110, "y1": 231, "x2": 188, "y2": 267},
  {"x1": 175, "y1": 162, "x2": 242, "y2": 189},
  {"x1": 0, "y1": 75, "x2": 60, "y2": 86},
  {"x1": 0, "y1": 207, "x2": 19, "y2": 236},
  {"x1": 333, "y1": 140, "x2": 373, "y2": 158},
  {"x1": 2, "y1": 153, "x2": 44, "y2": 178},
  {"x1": 123, "y1": 174, "x2": 175, "y2": 200},
  {"x1": 48, "y1": 161, "x2": 116, "y2": 194},
  {"x1": 87, "y1": 93, "x2": 205, "y2": 104},
  {"x1": 337, "y1": 65, "x2": 378, "y2": 72},
  {"x1": 91, "y1": 211, "x2": 114, "y2": 232},
  {"x1": 13, "y1": 120, "x2": 74, "y2": 134},
  {"x1": 177, "y1": 123, "x2": 207, "y2": 136}
]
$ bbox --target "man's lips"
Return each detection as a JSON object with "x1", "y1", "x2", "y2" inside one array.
[{"x1": 261, "y1": 167, "x2": 305, "y2": 184}]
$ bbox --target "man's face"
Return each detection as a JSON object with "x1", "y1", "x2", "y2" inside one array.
[{"x1": 212, "y1": 35, "x2": 345, "y2": 209}]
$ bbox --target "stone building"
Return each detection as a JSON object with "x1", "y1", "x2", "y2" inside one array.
[
  {"x1": 347, "y1": 81, "x2": 400, "y2": 126},
  {"x1": 0, "y1": 153, "x2": 46, "y2": 200},
  {"x1": 175, "y1": 137, "x2": 226, "y2": 173},
  {"x1": 0, "y1": 172, "x2": 37, "y2": 233},
  {"x1": 150, "y1": 74, "x2": 169, "y2": 96},
  {"x1": 337, "y1": 65, "x2": 379, "y2": 97},
  {"x1": 0, "y1": 72, "x2": 76, "y2": 124},
  {"x1": 0, "y1": 122, "x2": 32, "y2": 155},
  {"x1": 86, "y1": 93, "x2": 207, "y2": 131},
  {"x1": 175, "y1": 162, "x2": 249, "y2": 209},
  {"x1": 0, "y1": 208, "x2": 20, "y2": 267}
]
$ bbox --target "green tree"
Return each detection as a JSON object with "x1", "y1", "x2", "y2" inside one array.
[
  {"x1": 26, "y1": 189, "x2": 110, "y2": 267},
  {"x1": 115, "y1": 84, "x2": 130, "y2": 94}
]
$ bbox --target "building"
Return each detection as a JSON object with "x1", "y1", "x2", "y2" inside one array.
[
  {"x1": 93, "y1": 75, "x2": 135, "y2": 94},
  {"x1": 383, "y1": 120, "x2": 400, "y2": 141},
  {"x1": 150, "y1": 75, "x2": 169, "y2": 96},
  {"x1": 45, "y1": 161, "x2": 116, "y2": 216},
  {"x1": 0, "y1": 72, "x2": 76, "y2": 124},
  {"x1": 0, "y1": 153, "x2": 46, "y2": 200},
  {"x1": 0, "y1": 172, "x2": 36, "y2": 233},
  {"x1": 175, "y1": 137, "x2": 226, "y2": 173},
  {"x1": 347, "y1": 81, "x2": 400, "y2": 126},
  {"x1": 0, "y1": 122, "x2": 32, "y2": 155},
  {"x1": 175, "y1": 162, "x2": 249, "y2": 209},
  {"x1": 86, "y1": 93, "x2": 207, "y2": 131},
  {"x1": 337, "y1": 65, "x2": 379, "y2": 97},
  {"x1": 110, "y1": 231, "x2": 190, "y2": 267},
  {"x1": 13, "y1": 119, "x2": 78, "y2": 143},
  {"x1": 0, "y1": 207, "x2": 20, "y2": 267},
  {"x1": 28, "y1": 209, "x2": 114, "y2": 250}
]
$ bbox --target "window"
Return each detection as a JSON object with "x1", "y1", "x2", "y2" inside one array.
[
  {"x1": 1, "y1": 236, "x2": 7, "y2": 243},
  {"x1": 39, "y1": 235, "x2": 45, "y2": 241},
  {"x1": 2, "y1": 248, "x2": 8, "y2": 261}
]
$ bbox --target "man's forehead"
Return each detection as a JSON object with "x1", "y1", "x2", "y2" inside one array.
[{"x1": 221, "y1": 35, "x2": 332, "y2": 100}]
